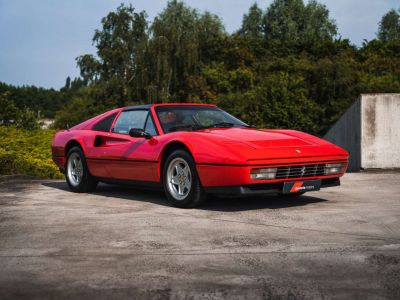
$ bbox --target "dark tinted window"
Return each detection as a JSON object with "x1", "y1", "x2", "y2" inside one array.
[{"x1": 92, "y1": 113, "x2": 117, "y2": 132}]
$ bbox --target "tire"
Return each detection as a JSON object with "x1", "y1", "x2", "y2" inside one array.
[
  {"x1": 65, "y1": 146, "x2": 98, "y2": 193},
  {"x1": 163, "y1": 150, "x2": 206, "y2": 208}
]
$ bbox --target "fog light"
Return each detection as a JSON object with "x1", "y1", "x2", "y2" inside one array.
[
  {"x1": 324, "y1": 163, "x2": 346, "y2": 175},
  {"x1": 250, "y1": 168, "x2": 277, "y2": 180}
]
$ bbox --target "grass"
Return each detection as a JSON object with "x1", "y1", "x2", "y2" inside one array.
[{"x1": 0, "y1": 126, "x2": 63, "y2": 179}]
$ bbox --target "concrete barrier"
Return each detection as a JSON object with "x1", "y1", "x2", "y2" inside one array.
[{"x1": 324, "y1": 94, "x2": 400, "y2": 171}]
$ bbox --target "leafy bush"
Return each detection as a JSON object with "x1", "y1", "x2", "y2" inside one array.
[{"x1": 0, "y1": 126, "x2": 63, "y2": 179}]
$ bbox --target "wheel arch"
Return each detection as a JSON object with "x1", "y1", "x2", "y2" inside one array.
[
  {"x1": 159, "y1": 141, "x2": 194, "y2": 183},
  {"x1": 64, "y1": 140, "x2": 84, "y2": 158}
]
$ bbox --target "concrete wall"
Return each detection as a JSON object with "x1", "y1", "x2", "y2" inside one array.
[
  {"x1": 361, "y1": 94, "x2": 400, "y2": 169},
  {"x1": 324, "y1": 98, "x2": 361, "y2": 171},
  {"x1": 324, "y1": 94, "x2": 400, "y2": 171}
]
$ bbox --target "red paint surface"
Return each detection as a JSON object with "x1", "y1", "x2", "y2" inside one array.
[{"x1": 52, "y1": 104, "x2": 349, "y2": 187}]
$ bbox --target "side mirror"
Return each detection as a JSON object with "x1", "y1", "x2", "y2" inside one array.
[{"x1": 129, "y1": 128, "x2": 152, "y2": 139}]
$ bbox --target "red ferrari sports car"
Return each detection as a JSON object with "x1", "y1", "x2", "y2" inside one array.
[{"x1": 52, "y1": 103, "x2": 348, "y2": 207}]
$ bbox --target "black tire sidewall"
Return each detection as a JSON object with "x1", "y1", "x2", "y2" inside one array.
[{"x1": 163, "y1": 150, "x2": 204, "y2": 208}]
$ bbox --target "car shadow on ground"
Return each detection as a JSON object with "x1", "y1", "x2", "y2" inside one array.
[{"x1": 42, "y1": 181, "x2": 328, "y2": 212}]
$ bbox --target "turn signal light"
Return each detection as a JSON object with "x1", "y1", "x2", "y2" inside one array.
[
  {"x1": 324, "y1": 163, "x2": 346, "y2": 175},
  {"x1": 250, "y1": 168, "x2": 277, "y2": 180}
]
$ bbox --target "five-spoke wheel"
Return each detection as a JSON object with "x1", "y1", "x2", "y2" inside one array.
[
  {"x1": 163, "y1": 150, "x2": 206, "y2": 208},
  {"x1": 65, "y1": 146, "x2": 97, "y2": 193},
  {"x1": 67, "y1": 152, "x2": 83, "y2": 187},
  {"x1": 167, "y1": 157, "x2": 192, "y2": 200}
]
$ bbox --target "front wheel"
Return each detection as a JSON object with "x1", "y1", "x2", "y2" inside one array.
[
  {"x1": 163, "y1": 150, "x2": 206, "y2": 208},
  {"x1": 65, "y1": 146, "x2": 98, "y2": 193}
]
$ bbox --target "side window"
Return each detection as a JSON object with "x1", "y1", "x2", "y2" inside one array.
[
  {"x1": 92, "y1": 113, "x2": 117, "y2": 132},
  {"x1": 112, "y1": 110, "x2": 148, "y2": 134},
  {"x1": 145, "y1": 116, "x2": 157, "y2": 136}
]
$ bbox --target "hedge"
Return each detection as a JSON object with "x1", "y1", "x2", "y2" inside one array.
[{"x1": 0, "y1": 126, "x2": 63, "y2": 179}]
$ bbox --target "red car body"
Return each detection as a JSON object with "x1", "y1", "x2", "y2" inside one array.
[{"x1": 52, "y1": 103, "x2": 348, "y2": 200}]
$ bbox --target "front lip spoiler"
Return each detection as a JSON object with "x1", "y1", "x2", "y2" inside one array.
[{"x1": 204, "y1": 177, "x2": 340, "y2": 197}]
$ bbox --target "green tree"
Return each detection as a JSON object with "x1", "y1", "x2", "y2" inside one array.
[
  {"x1": 48, "y1": 0, "x2": 400, "y2": 136},
  {"x1": 76, "y1": 4, "x2": 148, "y2": 107},
  {"x1": 0, "y1": 92, "x2": 18, "y2": 126},
  {"x1": 263, "y1": 0, "x2": 337, "y2": 46},
  {"x1": 378, "y1": 9, "x2": 400, "y2": 41},
  {"x1": 197, "y1": 11, "x2": 226, "y2": 64},
  {"x1": 239, "y1": 3, "x2": 264, "y2": 39},
  {"x1": 149, "y1": 0, "x2": 200, "y2": 102},
  {"x1": 0, "y1": 92, "x2": 40, "y2": 130}
]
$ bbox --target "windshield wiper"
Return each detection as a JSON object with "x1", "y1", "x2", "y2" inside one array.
[
  {"x1": 203, "y1": 122, "x2": 256, "y2": 129},
  {"x1": 168, "y1": 122, "x2": 255, "y2": 133},
  {"x1": 204, "y1": 122, "x2": 235, "y2": 129},
  {"x1": 168, "y1": 124, "x2": 206, "y2": 132}
]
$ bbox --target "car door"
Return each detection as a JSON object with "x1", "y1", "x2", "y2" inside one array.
[
  {"x1": 85, "y1": 112, "x2": 119, "y2": 178},
  {"x1": 104, "y1": 109, "x2": 159, "y2": 181}
]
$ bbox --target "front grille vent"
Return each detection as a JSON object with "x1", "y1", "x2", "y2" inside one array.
[{"x1": 276, "y1": 164, "x2": 326, "y2": 179}]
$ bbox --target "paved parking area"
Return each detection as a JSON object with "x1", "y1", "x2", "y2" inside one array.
[{"x1": 1, "y1": 172, "x2": 400, "y2": 299}]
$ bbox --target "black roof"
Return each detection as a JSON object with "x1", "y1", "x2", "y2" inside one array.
[{"x1": 122, "y1": 104, "x2": 153, "y2": 111}]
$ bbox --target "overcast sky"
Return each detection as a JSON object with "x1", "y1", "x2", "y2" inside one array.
[{"x1": 0, "y1": 0, "x2": 398, "y2": 89}]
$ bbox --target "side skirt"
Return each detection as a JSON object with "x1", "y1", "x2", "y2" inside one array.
[{"x1": 94, "y1": 177, "x2": 163, "y2": 191}]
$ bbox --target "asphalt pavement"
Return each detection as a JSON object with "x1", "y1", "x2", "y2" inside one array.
[{"x1": 1, "y1": 172, "x2": 400, "y2": 299}]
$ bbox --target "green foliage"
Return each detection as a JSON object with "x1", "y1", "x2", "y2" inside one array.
[
  {"x1": 239, "y1": 3, "x2": 264, "y2": 39},
  {"x1": 53, "y1": 87, "x2": 107, "y2": 129},
  {"x1": 2, "y1": 0, "x2": 399, "y2": 179},
  {"x1": 0, "y1": 92, "x2": 18, "y2": 125},
  {"x1": 218, "y1": 71, "x2": 321, "y2": 133},
  {"x1": 76, "y1": 4, "x2": 148, "y2": 107},
  {"x1": 0, "y1": 82, "x2": 71, "y2": 118},
  {"x1": 263, "y1": 0, "x2": 337, "y2": 47},
  {"x1": 378, "y1": 9, "x2": 400, "y2": 41},
  {"x1": 0, "y1": 92, "x2": 41, "y2": 130},
  {"x1": 2, "y1": 0, "x2": 400, "y2": 139},
  {"x1": 0, "y1": 126, "x2": 62, "y2": 179},
  {"x1": 64, "y1": 1, "x2": 399, "y2": 136}
]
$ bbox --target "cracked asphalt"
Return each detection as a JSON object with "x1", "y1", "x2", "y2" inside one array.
[{"x1": 1, "y1": 172, "x2": 400, "y2": 299}]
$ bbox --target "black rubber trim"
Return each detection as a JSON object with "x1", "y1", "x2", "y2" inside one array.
[
  {"x1": 94, "y1": 177, "x2": 162, "y2": 191},
  {"x1": 204, "y1": 177, "x2": 340, "y2": 196},
  {"x1": 123, "y1": 104, "x2": 153, "y2": 111},
  {"x1": 86, "y1": 157, "x2": 158, "y2": 163}
]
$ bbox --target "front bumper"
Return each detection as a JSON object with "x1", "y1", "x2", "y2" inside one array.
[
  {"x1": 204, "y1": 177, "x2": 340, "y2": 196},
  {"x1": 196, "y1": 159, "x2": 347, "y2": 187}
]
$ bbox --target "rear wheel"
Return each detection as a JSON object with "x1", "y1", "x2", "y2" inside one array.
[
  {"x1": 66, "y1": 146, "x2": 98, "y2": 193},
  {"x1": 163, "y1": 150, "x2": 206, "y2": 208}
]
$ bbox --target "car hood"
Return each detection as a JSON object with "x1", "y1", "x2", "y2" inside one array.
[
  {"x1": 188, "y1": 127, "x2": 348, "y2": 164},
  {"x1": 204, "y1": 127, "x2": 315, "y2": 148}
]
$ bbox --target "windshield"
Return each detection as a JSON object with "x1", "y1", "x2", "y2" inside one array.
[{"x1": 155, "y1": 106, "x2": 249, "y2": 134}]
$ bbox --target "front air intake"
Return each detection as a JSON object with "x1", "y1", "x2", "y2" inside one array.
[{"x1": 275, "y1": 164, "x2": 326, "y2": 179}]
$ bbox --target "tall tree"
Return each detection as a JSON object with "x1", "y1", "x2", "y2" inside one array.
[
  {"x1": 197, "y1": 11, "x2": 226, "y2": 64},
  {"x1": 76, "y1": 4, "x2": 148, "y2": 107},
  {"x1": 378, "y1": 9, "x2": 400, "y2": 41},
  {"x1": 263, "y1": 0, "x2": 336, "y2": 46},
  {"x1": 149, "y1": 0, "x2": 200, "y2": 101},
  {"x1": 239, "y1": 3, "x2": 264, "y2": 38}
]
